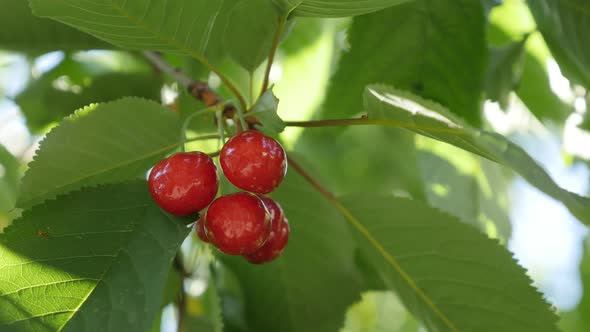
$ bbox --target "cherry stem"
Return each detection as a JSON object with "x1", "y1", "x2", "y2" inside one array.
[
  {"x1": 234, "y1": 103, "x2": 248, "y2": 133},
  {"x1": 184, "y1": 134, "x2": 221, "y2": 144},
  {"x1": 180, "y1": 107, "x2": 221, "y2": 152},
  {"x1": 215, "y1": 110, "x2": 226, "y2": 149},
  {"x1": 260, "y1": 16, "x2": 287, "y2": 97}
]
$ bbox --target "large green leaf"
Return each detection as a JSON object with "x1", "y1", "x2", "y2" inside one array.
[
  {"x1": 339, "y1": 194, "x2": 558, "y2": 332},
  {"x1": 219, "y1": 170, "x2": 365, "y2": 332},
  {"x1": 17, "y1": 98, "x2": 181, "y2": 209},
  {"x1": 275, "y1": 0, "x2": 412, "y2": 17},
  {"x1": 225, "y1": 0, "x2": 280, "y2": 71},
  {"x1": 28, "y1": 0, "x2": 280, "y2": 70},
  {"x1": 322, "y1": 0, "x2": 486, "y2": 126},
  {"x1": 527, "y1": 0, "x2": 590, "y2": 89},
  {"x1": 364, "y1": 84, "x2": 590, "y2": 226},
  {"x1": 0, "y1": 182, "x2": 191, "y2": 332},
  {"x1": 0, "y1": 0, "x2": 109, "y2": 52},
  {"x1": 485, "y1": 36, "x2": 528, "y2": 109}
]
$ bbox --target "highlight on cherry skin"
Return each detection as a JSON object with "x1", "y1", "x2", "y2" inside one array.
[
  {"x1": 245, "y1": 196, "x2": 290, "y2": 264},
  {"x1": 148, "y1": 152, "x2": 219, "y2": 216},
  {"x1": 220, "y1": 130, "x2": 287, "y2": 194},
  {"x1": 204, "y1": 192, "x2": 272, "y2": 255}
]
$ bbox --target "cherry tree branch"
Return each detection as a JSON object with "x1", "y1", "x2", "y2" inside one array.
[{"x1": 143, "y1": 51, "x2": 239, "y2": 117}]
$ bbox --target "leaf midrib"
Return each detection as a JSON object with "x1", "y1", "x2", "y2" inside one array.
[
  {"x1": 20, "y1": 143, "x2": 177, "y2": 207},
  {"x1": 329, "y1": 197, "x2": 461, "y2": 332}
]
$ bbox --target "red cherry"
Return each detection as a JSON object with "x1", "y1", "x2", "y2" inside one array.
[
  {"x1": 245, "y1": 196, "x2": 290, "y2": 264},
  {"x1": 220, "y1": 130, "x2": 287, "y2": 194},
  {"x1": 205, "y1": 192, "x2": 271, "y2": 255},
  {"x1": 195, "y1": 218, "x2": 209, "y2": 243},
  {"x1": 148, "y1": 152, "x2": 218, "y2": 216}
]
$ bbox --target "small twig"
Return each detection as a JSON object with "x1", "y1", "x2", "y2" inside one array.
[
  {"x1": 260, "y1": 16, "x2": 287, "y2": 97},
  {"x1": 143, "y1": 51, "x2": 193, "y2": 87}
]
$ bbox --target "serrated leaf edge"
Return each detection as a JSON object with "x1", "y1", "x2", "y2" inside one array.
[
  {"x1": 331, "y1": 194, "x2": 559, "y2": 331},
  {"x1": 17, "y1": 97, "x2": 179, "y2": 209}
]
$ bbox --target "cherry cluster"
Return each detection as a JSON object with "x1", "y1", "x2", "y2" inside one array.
[{"x1": 148, "y1": 130, "x2": 289, "y2": 264}]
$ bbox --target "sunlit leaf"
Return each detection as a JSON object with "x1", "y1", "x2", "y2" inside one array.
[{"x1": 0, "y1": 182, "x2": 190, "y2": 332}]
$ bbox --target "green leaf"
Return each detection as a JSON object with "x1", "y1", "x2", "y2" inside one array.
[
  {"x1": 219, "y1": 170, "x2": 365, "y2": 332},
  {"x1": 249, "y1": 87, "x2": 285, "y2": 135},
  {"x1": 28, "y1": 0, "x2": 276, "y2": 69},
  {"x1": 277, "y1": 0, "x2": 412, "y2": 17},
  {"x1": 0, "y1": 145, "x2": 19, "y2": 213},
  {"x1": 17, "y1": 98, "x2": 181, "y2": 209},
  {"x1": 26, "y1": 0, "x2": 228, "y2": 62},
  {"x1": 225, "y1": 0, "x2": 280, "y2": 71},
  {"x1": 559, "y1": 238, "x2": 590, "y2": 332},
  {"x1": 527, "y1": 0, "x2": 590, "y2": 89},
  {"x1": 279, "y1": 17, "x2": 325, "y2": 55},
  {"x1": 0, "y1": 182, "x2": 191, "y2": 332},
  {"x1": 485, "y1": 36, "x2": 528, "y2": 109},
  {"x1": 339, "y1": 194, "x2": 559, "y2": 332},
  {"x1": 0, "y1": 0, "x2": 109, "y2": 52},
  {"x1": 487, "y1": 1, "x2": 570, "y2": 122},
  {"x1": 321, "y1": 0, "x2": 486, "y2": 126},
  {"x1": 364, "y1": 84, "x2": 590, "y2": 226}
]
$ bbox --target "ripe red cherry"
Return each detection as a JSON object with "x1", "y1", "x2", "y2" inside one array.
[
  {"x1": 195, "y1": 218, "x2": 209, "y2": 243},
  {"x1": 148, "y1": 152, "x2": 218, "y2": 216},
  {"x1": 245, "y1": 196, "x2": 290, "y2": 264},
  {"x1": 205, "y1": 192, "x2": 271, "y2": 255},
  {"x1": 220, "y1": 130, "x2": 287, "y2": 194}
]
